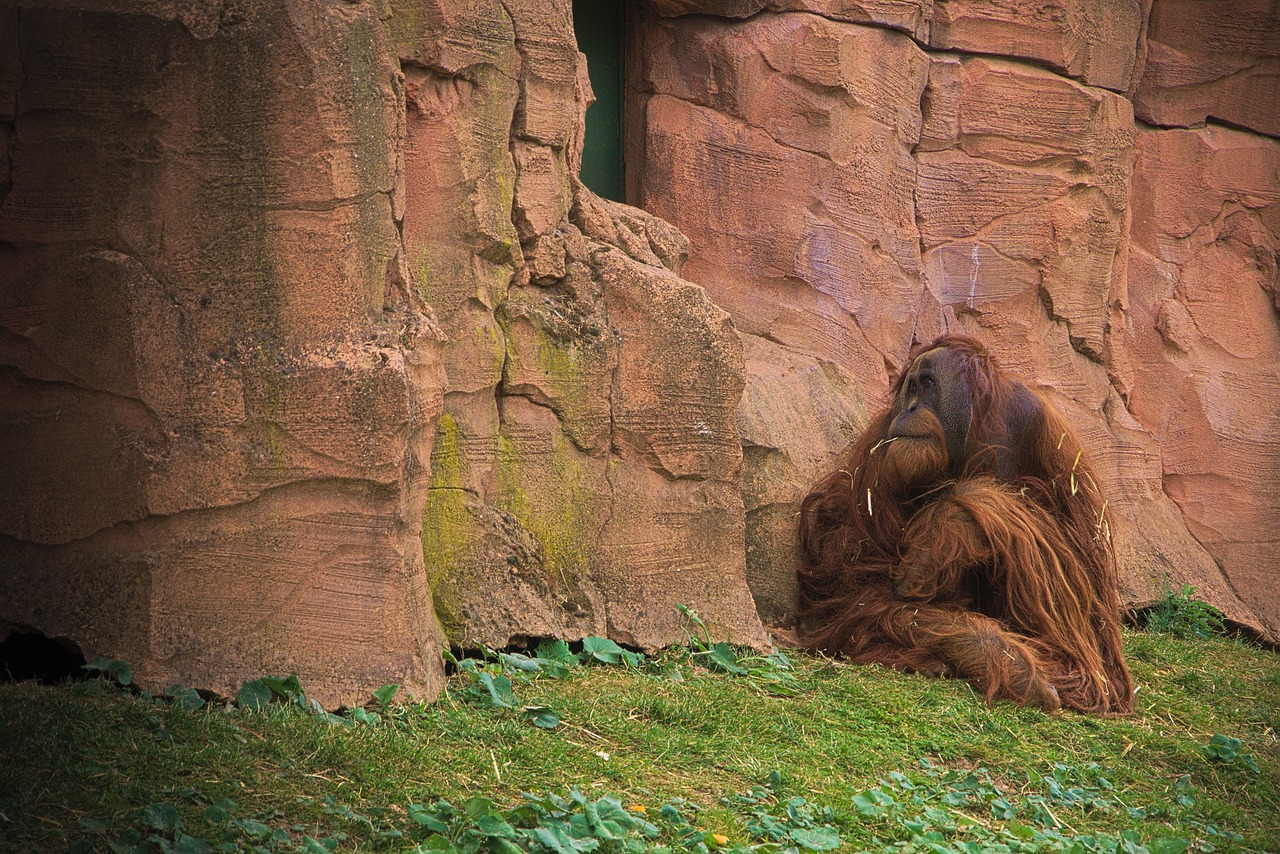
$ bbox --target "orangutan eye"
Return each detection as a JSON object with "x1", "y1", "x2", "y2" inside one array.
[{"x1": 920, "y1": 375, "x2": 935, "y2": 390}]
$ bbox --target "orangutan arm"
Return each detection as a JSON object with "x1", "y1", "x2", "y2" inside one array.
[
  {"x1": 892, "y1": 490, "x2": 993, "y2": 602},
  {"x1": 875, "y1": 600, "x2": 1061, "y2": 712}
]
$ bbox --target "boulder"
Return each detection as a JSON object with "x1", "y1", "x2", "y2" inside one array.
[
  {"x1": 404, "y1": 0, "x2": 767, "y2": 650},
  {"x1": 0, "y1": 1, "x2": 447, "y2": 706}
]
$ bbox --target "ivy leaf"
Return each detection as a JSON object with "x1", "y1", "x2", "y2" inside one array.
[
  {"x1": 536, "y1": 638, "x2": 578, "y2": 665},
  {"x1": 202, "y1": 799, "x2": 238, "y2": 825},
  {"x1": 173, "y1": 836, "x2": 213, "y2": 854},
  {"x1": 236, "y1": 679, "x2": 273, "y2": 711},
  {"x1": 620, "y1": 650, "x2": 646, "y2": 668},
  {"x1": 262, "y1": 674, "x2": 305, "y2": 706},
  {"x1": 790, "y1": 826, "x2": 841, "y2": 851},
  {"x1": 464, "y1": 797, "x2": 502, "y2": 820},
  {"x1": 702, "y1": 642, "x2": 748, "y2": 675},
  {"x1": 499, "y1": 652, "x2": 545, "y2": 674},
  {"x1": 84, "y1": 656, "x2": 133, "y2": 686},
  {"x1": 475, "y1": 815, "x2": 518, "y2": 839},
  {"x1": 407, "y1": 804, "x2": 451, "y2": 834},
  {"x1": 521, "y1": 705, "x2": 561, "y2": 729},
  {"x1": 532, "y1": 824, "x2": 594, "y2": 854},
  {"x1": 852, "y1": 789, "x2": 896, "y2": 818},
  {"x1": 582, "y1": 637, "x2": 626, "y2": 665},
  {"x1": 371, "y1": 684, "x2": 399, "y2": 707},
  {"x1": 349, "y1": 707, "x2": 379, "y2": 725},
  {"x1": 141, "y1": 802, "x2": 181, "y2": 833},
  {"x1": 164, "y1": 684, "x2": 205, "y2": 711},
  {"x1": 473, "y1": 672, "x2": 518, "y2": 709}
]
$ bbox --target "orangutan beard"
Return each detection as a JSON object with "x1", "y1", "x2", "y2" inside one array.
[{"x1": 879, "y1": 414, "x2": 949, "y2": 493}]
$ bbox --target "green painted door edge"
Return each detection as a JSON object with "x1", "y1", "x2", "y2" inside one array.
[{"x1": 573, "y1": 0, "x2": 624, "y2": 202}]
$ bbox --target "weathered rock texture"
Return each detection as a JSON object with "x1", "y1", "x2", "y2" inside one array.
[
  {"x1": 1120, "y1": 124, "x2": 1280, "y2": 642},
  {"x1": 397, "y1": 0, "x2": 765, "y2": 651},
  {"x1": 0, "y1": 0, "x2": 767, "y2": 704},
  {"x1": 634, "y1": 0, "x2": 1280, "y2": 640},
  {"x1": 1133, "y1": 0, "x2": 1280, "y2": 138},
  {"x1": 0, "y1": 2, "x2": 448, "y2": 706},
  {"x1": 1, "y1": 0, "x2": 1277, "y2": 704}
]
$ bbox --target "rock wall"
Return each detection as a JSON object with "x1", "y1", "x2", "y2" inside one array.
[
  {"x1": 0, "y1": 1, "x2": 448, "y2": 706},
  {"x1": 0, "y1": 0, "x2": 1275, "y2": 705},
  {"x1": 0, "y1": 0, "x2": 767, "y2": 705},
  {"x1": 392, "y1": 0, "x2": 765, "y2": 652},
  {"x1": 633, "y1": 0, "x2": 1280, "y2": 640}
]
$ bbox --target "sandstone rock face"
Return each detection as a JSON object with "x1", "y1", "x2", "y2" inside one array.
[
  {"x1": 633, "y1": 10, "x2": 928, "y2": 622},
  {"x1": 396, "y1": 0, "x2": 766, "y2": 650},
  {"x1": 1121, "y1": 125, "x2": 1280, "y2": 639},
  {"x1": 929, "y1": 0, "x2": 1145, "y2": 91},
  {"x1": 917, "y1": 54, "x2": 1134, "y2": 361},
  {"x1": 652, "y1": 0, "x2": 1146, "y2": 88},
  {"x1": 0, "y1": 2, "x2": 447, "y2": 707},
  {"x1": 632, "y1": 1, "x2": 1280, "y2": 640},
  {"x1": 0, "y1": 0, "x2": 769, "y2": 703},
  {"x1": 2, "y1": 0, "x2": 1278, "y2": 701},
  {"x1": 1133, "y1": 0, "x2": 1280, "y2": 138}
]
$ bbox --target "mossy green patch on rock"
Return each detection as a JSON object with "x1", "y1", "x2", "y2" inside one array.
[
  {"x1": 494, "y1": 425, "x2": 596, "y2": 596},
  {"x1": 420, "y1": 413, "x2": 477, "y2": 638},
  {"x1": 497, "y1": 292, "x2": 615, "y2": 452}
]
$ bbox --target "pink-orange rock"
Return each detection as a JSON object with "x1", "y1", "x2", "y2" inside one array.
[
  {"x1": 1119, "y1": 125, "x2": 1280, "y2": 639},
  {"x1": 404, "y1": 0, "x2": 766, "y2": 651},
  {"x1": 1133, "y1": 0, "x2": 1280, "y2": 139},
  {"x1": 930, "y1": 0, "x2": 1145, "y2": 91},
  {"x1": 5, "y1": 0, "x2": 1280, "y2": 697},
  {"x1": 633, "y1": 11, "x2": 929, "y2": 622},
  {"x1": 771, "y1": 1, "x2": 930, "y2": 38},
  {"x1": 918, "y1": 55, "x2": 1134, "y2": 360},
  {"x1": 0, "y1": 2, "x2": 447, "y2": 706},
  {"x1": 652, "y1": 0, "x2": 928, "y2": 39},
  {"x1": 631, "y1": 6, "x2": 1279, "y2": 641}
]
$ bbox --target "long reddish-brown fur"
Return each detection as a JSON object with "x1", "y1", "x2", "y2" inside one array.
[{"x1": 797, "y1": 336, "x2": 1134, "y2": 714}]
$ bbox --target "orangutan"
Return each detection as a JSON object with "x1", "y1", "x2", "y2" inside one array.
[{"x1": 796, "y1": 336, "x2": 1133, "y2": 715}]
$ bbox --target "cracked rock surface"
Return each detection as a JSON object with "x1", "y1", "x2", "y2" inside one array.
[
  {"x1": 1, "y1": 0, "x2": 1277, "y2": 707},
  {"x1": 635, "y1": 1, "x2": 1280, "y2": 640}
]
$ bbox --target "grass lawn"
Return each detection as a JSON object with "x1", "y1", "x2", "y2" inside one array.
[{"x1": 0, "y1": 627, "x2": 1276, "y2": 852}]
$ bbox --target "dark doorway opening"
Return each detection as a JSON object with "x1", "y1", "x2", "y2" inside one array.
[{"x1": 573, "y1": 0, "x2": 625, "y2": 202}]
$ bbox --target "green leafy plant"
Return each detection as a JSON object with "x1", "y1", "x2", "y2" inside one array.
[
  {"x1": 235, "y1": 674, "x2": 348, "y2": 726},
  {"x1": 447, "y1": 651, "x2": 561, "y2": 730},
  {"x1": 162, "y1": 683, "x2": 206, "y2": 711},
  {"x1": 1141, "y1": 583, "x2": 1226, "y2": 640},
  {"x1": 581, "y1": 636, "x2": 645, "y2": 668},
  {"x1": 81, "y1": 795, "x2": 342, "y2": 853},
  {"x1": 849, "y1": 759, "x2": 1192, "y2": 853},
  {"x1": 1203, "y1": 734, "x2": 1260, "y2": 773},
  {"x1": 444, "y1": 633, "x2": 654, "y2": 729},
  {"x1": 237, "y1": 674, "x2": 307, "y2": 711},
  {"x1": 676, "y1": 605, "x2": 801, "y2": 696},
  {"x1": 83, "y1": 656, "x2": 133, "y2": 687},
  {"x1": 405, "y1": 789, "x2": 663, "y2": 853},
  {"x1": 347, "y1": 683, "x2": 403, "y2": 725},
  {"x1": 9, "y1": 625, "x2": 1277, "y2": 852},
  {"x1": 724, "y1": 771, "x2": 841, "y2": 852},
  {"x1": 401, "y1": 775, "x2": 844, "y2": 854}
]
